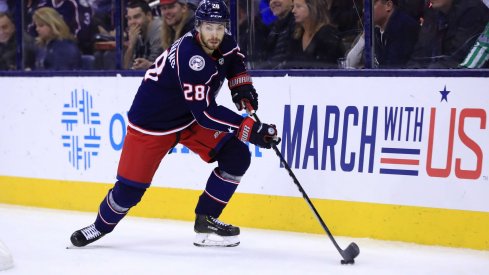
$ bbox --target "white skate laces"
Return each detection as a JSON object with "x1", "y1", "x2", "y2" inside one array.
[
  {"x1": 81, "y1": 224, "x2": 103, "y2": 240},
  {"x1": 209, "y1": 216, "x2": 227, "y2": 227}
]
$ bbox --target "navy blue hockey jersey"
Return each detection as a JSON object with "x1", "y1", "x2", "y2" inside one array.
[{"x1": 128, "y1": 30, "x2": 249, "y2": 135}]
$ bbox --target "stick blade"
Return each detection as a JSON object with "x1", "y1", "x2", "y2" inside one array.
[{"x1": 341, "y1": 242, "x2": 360, "y2": 263}]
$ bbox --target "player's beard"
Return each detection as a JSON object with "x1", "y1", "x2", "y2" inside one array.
[{"x1": 202, "y1": 37, "x2": 222, "y2": 52}]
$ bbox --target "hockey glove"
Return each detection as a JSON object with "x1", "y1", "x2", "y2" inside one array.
[
  {"x1": 237, "y1": 117, "x2": 280, "y2": 149},
  {"x1": 228, "y1": 74, "x2": 258, "y2": 111}
]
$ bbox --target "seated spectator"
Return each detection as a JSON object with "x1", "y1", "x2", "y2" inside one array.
[
  {"x1": 159, "y1": 0, "x2": 194, "y2": 51},
  {"x1": 32, "y1": 7, "x2": 81, "y2": 70},
  {"x1": 285, "y1": 0, "x2": 344, "y2": 69},
  {"x1": 0, "y1": 12, "x2": 36, "y2": 70},
  {"x1": 124, "y1": 0, "x2": 163, "y2": 70},
  {"x1": 374, "y1": 0, "x2": 420, "y2": 68},
  {"x1": 259, "y1": 0, "x2": 295, "y2": 69},
  {"x1": 0, "y1": 11, "x2": 16, "y2": 70},
  {"x1": 28, "y1": 0, "x2": 96, "y2": 55},
  {"x1": 460, "y1": 0, "x2": 489, "y2": 68},
  {"x1": 408, "y1": 0, "x2": 489, "y2": 68}
]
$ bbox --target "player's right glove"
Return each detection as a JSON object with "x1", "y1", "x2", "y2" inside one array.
[{"x1": 236, "y1": 117, "x2": 280, "y2": 149}]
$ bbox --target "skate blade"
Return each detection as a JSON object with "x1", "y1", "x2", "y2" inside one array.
[
  {"x1": 193, "y1": 233, "x2": 240, "y2": 247},
  {"x1": 66, "y1": 244, "x2": 89, "y2": 249}
]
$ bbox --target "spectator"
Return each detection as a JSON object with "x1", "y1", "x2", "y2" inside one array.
[
  {"x1": 460, "y1": 0, "x2": 489, "y2": 68},
  {"x1": 32, "y1": 7, "x2": 82, "y2": 70},
  {"x1": 0, "y1": 12, "x2": 36, "y2": 70},
  {"x1": 374, "y1": 0, "x2": 420, "y2": 68},
  {"x1": 0, "y1": 12, "x2": 35, "y2": 70},
  {"x1": 408, "y1": 0, "x2": 489, "y2": 68},
  {"x1": 285, "y1": 0, "x2": 344, "y2": 69},
  {"x1": 28, "y1": 1, "x2": 80, "y2": 38},
  {"x1": 27, "y1": 0, "x2": 97, "y2": 55},
  {"x1": 124, "y1": 0, "x2": 163, "y2": 70},
  {"x1": 259, "y1": 0, "x2": 295, "y2": 69},
  {"x1": 159, "y1": 0, "x2": 195, "y2": 51},
  {"x1": 0, "y1": 12, "x2": 14, "y2": 70}
]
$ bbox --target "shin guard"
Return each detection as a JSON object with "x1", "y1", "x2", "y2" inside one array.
[
  {"x1": 94, "y1": 181, "x2": 146, "y2": 233},
  {"x1": 195, "y1": 168, "x2": 241, "y2": 218}
]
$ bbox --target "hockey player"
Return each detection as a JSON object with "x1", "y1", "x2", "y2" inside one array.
[{"x1": 70, "y1": 0, "x2": 279, "y2": 248}]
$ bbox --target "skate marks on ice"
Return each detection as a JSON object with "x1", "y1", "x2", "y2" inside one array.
[{"x1": 0, "y1": 204, "x2": 488, "y2": 274}]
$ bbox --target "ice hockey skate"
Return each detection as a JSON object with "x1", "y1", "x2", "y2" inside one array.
[
  {"x1": 70, "y1": 224, "x2": 106, "y2": 247},
  {"x1": 193, "y1": 215, "x2": 240, "y2": 247}
]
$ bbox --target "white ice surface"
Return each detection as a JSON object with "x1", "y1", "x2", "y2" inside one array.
[{"x1": 0, "y1": 204, "x2": 488, "y2": 274}]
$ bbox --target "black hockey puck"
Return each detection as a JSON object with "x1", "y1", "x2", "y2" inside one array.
[{"x1": 341, "y1": 259, "x2": 355, "y2": 265}]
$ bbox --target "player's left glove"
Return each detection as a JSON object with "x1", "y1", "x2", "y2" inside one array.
[{"x1": 228, "y1": 73, "x2": 258, "y2": 112}]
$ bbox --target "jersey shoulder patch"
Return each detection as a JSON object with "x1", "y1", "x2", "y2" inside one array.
[{"x1": 189, "y1": 55, "x2": 206, "y2": 71}]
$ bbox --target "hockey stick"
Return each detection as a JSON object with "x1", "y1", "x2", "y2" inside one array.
[{"x1": 245, "y1": 103, "x2": 360, "y2": 264}]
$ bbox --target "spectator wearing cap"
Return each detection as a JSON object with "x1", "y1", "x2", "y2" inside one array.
[
  {"x1": 373, "y1": 0, "x2": 420, "y2": 68},
  {"x1": 159, "y1": 0, "x2": 195, "y2": 50},
  {"x1": 408, "y1": 0, "x2": 489, "y2": 68},
  {"x1": 124, "y1": 0, "x2": 163, "y2": 70}
]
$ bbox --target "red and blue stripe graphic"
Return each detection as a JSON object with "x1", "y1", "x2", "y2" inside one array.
[{"x1": 379, "y1": 147, "x2": 420, "y2": 176}]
